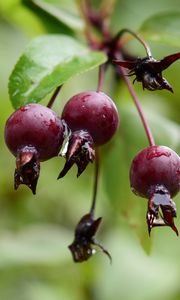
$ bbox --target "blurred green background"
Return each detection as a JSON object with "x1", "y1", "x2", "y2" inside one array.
[{"x1": 0, "y1": 1, "x2": 180, "y2": 300}]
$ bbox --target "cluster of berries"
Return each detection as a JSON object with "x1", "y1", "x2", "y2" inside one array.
[
  {"x1": 4, "y1": 4, "x2": 180, "y2": 263},
  {"x1": 4, "y1": 88, "x2": 180, "y2": 262},
  {"x1": 4, "y1": 91, "x2": 119, "y2": 194},
  {"x1": 4, "y1": 91, "x2": 119, "y2": 262}
]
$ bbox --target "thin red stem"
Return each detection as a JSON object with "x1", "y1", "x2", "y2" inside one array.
[
  {"x1": 97, "y1": 64, "x2": 106, "y2": 92},
  {"x1": 77, "y1": 0, "x2": 98, "y2": 47},
  {"x1": 47, "y1": 85, "x2": 62, "y2": 108},
  {"x1": 114, "y1": 28, "x2": 152, "y2": 58},
  {"x1": 117, "y1": 55, "x2": 155, "y2": 146},
  {"x1": 90, "y1": 148, "x2": 100, "y2": 216}
]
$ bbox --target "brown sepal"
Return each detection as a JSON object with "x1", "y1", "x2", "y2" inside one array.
[
  {"x1": 15, "y1": 146, "x2": 40, "y2": 195},
  {"x1": 113, "y1": 52, "x2": 180, "y2": 92},
  {"x1": 58, "y1": 130, "x2": 95, "y2": 178},
  {"x1": 146, "y1": 186, "x2": 178, "y2": 236},
  {"x1": 69, "y1": 213, "x2": 112, "y2": 263}
]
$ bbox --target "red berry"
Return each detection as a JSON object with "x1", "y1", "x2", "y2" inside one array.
[
  {"x1": 4, "y1": 103, "x2": 64, "y2": 194},
  {"x1": 130, "y1": 145, "x2": 180, "y2": 235},
  {"x1": 5, "y1": 103, "x2": 64, "y2": 161},
  {"x1": 130, "y1": 145, "x2": 180, "y2": 198},
  {"x1": 62, "y1": 91, "x2": 119, "y2": 145}
]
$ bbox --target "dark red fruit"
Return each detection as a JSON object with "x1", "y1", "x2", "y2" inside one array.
[
  {"x1": 58, "y1": 91, "x2": 119, "y2": 178},
  {"x1": 130, "y1": 145, "x2": 180, "y2": 235},
  {"x1": 5, "y1": 103, "x2": 63, "y2": 160},
  {"x1": 62, "y1": 91, "x2": 119, "y2": 146},
  {"x1": 130, "y1": 145, "x2": 180, "y2": 198},
  {"x1": 5, "y1": 103, "x2": 64, "y2": 194}
]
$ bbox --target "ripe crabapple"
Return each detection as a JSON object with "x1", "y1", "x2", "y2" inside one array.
[
  {"x1": 62, "y1": 91, "x2": 119, "y2": 146},
  {"x1": 5, "y1": 103, "x2": 64, "y2": 194},
  {"x1": 130, "y1": 145, "x2": 180, "y2": 235},
  {"x1": 58, "y1": 91, "x2": 119, "y2": 178}
]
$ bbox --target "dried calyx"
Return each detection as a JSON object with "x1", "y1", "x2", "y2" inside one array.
[
  {"x1": 58, "y1": 129, "x2": 95, "y2": 178},
  {"x1": 15, "y1": 146, "x2": 40, "y2": 195},
  {"x1": 147, "y1": 185, "x2": 178, "y2": 236},
  {"x1": 113, "y1": 53, "x2": 180, "y2": 92},
  {"x1": 69, "y1": 213, "x2": 111, "y2": 263}
]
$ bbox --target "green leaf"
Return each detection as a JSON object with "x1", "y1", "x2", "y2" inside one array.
[
  {"x1": 139, "y1": 12, "x2": 180, "y2": 47},
  {"x1": 9, "y1": 34, "x2": 107, "y2": 109},
  {"x1": 30, "y1": 0, "x2": 84, "y2": 31}
]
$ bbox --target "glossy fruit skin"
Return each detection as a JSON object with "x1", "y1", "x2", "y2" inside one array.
[
  {"x1": 5, "y1": 103, "x2": 64, "y2": 161},
  {"x1": 130, "y1": 145, "x2": 180, "y2": 199},
  {"x1": 62, "y1": 91, "x2": 119, "y2": 145}
]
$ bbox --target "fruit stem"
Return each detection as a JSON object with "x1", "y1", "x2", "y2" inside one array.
[
  {"x1": 90, "y1": 148, "x2": 100, "y2": 216},
  {"x1": 117, "y1": 53, "x2": 155, "y2": 147},
  {"x1": 97, "y1": 64, "x2": 106, "y2": 92},
  {"x1": 114, "y1": 28, "x2": 152, "y2": 58},
  {"x1": 47, "y1": 85, "x2": 62, "y2": 108},
  {"x1": 77, "y1": 0, "x2": 99, "y2": 47}
]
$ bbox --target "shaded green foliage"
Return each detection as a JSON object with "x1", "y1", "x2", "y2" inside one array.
[
  {"x1": 0, "y1": 0, "x2": 180, "y2": 300},
  {"x1": 9, "y1": 35, "x2": 106, "y2": 108},
  {"x1": 140, "y1": 12, "x2": 180, "y2": 47}
]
